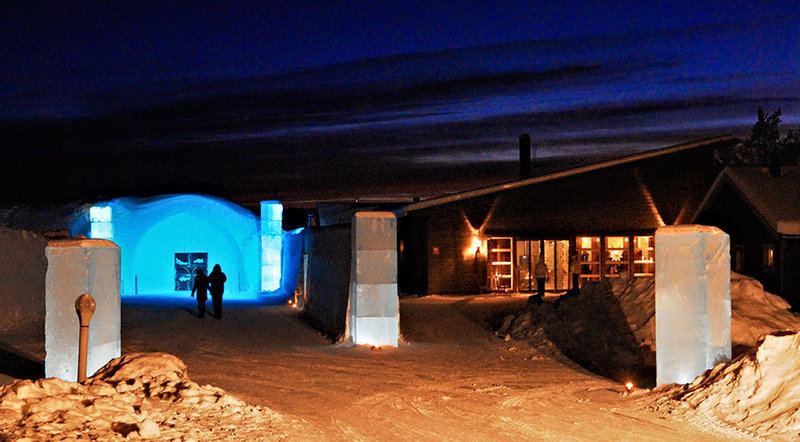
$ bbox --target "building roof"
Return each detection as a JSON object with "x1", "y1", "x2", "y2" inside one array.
[
  {"x1": 396, "y1": 136, "x2": 737, "y2": 235},
  {"x1": 398, "y1": 136, "x2": 735, "y2": 215},
  {"x1": 694, "y1": 166, "x2": 800, "y2": 236}
]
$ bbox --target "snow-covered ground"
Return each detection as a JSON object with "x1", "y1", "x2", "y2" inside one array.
[
  {"x1": 500, "y1": 272, "x2": 800, "y2": 440},
  {"x1": 1, "y1": 273, "x2": 799, "y2": 440}
]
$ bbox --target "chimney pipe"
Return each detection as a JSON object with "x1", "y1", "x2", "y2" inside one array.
[{"x1": 519, "y1": 133, "x2": 531, "y2": 180}]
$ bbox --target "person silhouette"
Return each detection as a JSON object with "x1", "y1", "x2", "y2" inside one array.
[
  {"x1": 190, "y1": 268, "x2": 209, "y2": 318},
  {"x1": 534, "y1": 257, "x2": 548, "y2": 302},
  {"x1": 569, "y1": 249, "x2": 581, "y2": 290},
  {"x1": 208, "y1": 264, "x2": 227, "y2": 319}
]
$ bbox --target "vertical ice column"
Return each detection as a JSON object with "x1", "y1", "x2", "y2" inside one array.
[
  {"x1": 261, "y1": 201, "x2": 283, "y2": 292},
  {"x1": 45, "y1": 238, "x2": 121, "y2": 382},
  {"x1": 655, "y1": 225, "x2": 731, "y2": 386},
  {"x1": 346, "y1": 211, "x2": 399, "y2": 347}
]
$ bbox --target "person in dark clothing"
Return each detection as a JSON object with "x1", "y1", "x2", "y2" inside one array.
[
  {"x1": 208, "y1": 264, "x2": 227, "y2": 319},
  {"x1": 534, "y1": 257, "x2": 548, "y2": 301},
  {"x1": 190, "y1": 269, "x2": 209, "y2": 318}
]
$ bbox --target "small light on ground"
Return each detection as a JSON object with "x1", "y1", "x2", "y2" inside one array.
[
  {"x1": 371, "y1": 345, "x2": 381, "y2": 351},
  {"x1": 625, "y1": 381, "x2": 634, "y2": 393}
]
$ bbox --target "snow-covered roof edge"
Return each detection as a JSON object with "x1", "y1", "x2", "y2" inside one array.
[
  {"x1": 396, "y1": 135, "x2": 736, "y2": 216},
  {"x1": 693, "y1": 167, "x2": 800, "y2": 236}
]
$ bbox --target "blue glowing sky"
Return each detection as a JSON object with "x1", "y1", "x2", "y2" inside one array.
[{"x1": 1, "y1": 1, "x2": 798, "y2": 204}]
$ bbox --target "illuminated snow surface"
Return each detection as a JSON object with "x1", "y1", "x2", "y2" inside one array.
[
  {"x1": 2, "y1": 271, "x2": 799, "y2": 440},
  {"x1": 499, "y1": 272, "x2": 800, "y2": 440}
]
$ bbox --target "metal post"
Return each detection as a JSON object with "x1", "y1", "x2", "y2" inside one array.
[{"x1": 75, "y1": 293, "x2": 96, "y2": 382}]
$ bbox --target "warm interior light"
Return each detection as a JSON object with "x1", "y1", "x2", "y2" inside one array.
[
  {"x1": 625, "y1": 381, "x2": 634, "y2": 392},
  {"x1": 371, "y1": 345, "x2": 381, "y2": 351}
]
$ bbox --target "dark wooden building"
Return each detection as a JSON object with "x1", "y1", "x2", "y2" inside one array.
[
  {"x1": 694, "y1": 166, "x2": 800, "y2": 308},
  {"x1": 396, "y1": 136, "x2": 737, "y2": 296}
]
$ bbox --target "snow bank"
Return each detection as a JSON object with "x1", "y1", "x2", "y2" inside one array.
[
  {"x1": 730, "y1": 273, "x2": 800, "y2": 348},
  {"x1": 604, "y1": 272, "x2": 800, "y2": 351},
  {"x1": 0, "y1": 352, "x2": 291, "y2": 440},
  {"x1": 497, "y1": 273, "x2": 800, "y2": 386},
  {"x1": 659, "y1": 332, "x2": 800, "y2": 440},
  {"x1": 607, "y1": 272, "x2": 800, "y2": 352},
  {"x1": 498, "y1": 279, "x2": 656, "y2": 385}
]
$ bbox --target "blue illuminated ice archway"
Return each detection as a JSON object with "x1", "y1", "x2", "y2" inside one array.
[
  {"x1": 73, "y1": 194, "x2": 294, "y2": 301},
  {"x1": 132, "y1": 212, "x2": 247, "y2": 297}
]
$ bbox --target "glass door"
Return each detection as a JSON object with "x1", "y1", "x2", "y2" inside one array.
[
  {"x1": 516, "y1": 241, "x2": 532, "y2": 291},
  {"x1": 515, "y1": 239, "x2": 570, "y2": 292},
  {"x1": 551, "y1": 240, "x2": 570, "y2": 291},
  {"x1": 175, "y1": 252, "x2": 208, "y2": 291}
]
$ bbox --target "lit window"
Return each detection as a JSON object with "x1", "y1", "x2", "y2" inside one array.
[
  {"x1": 89, "y1": 206, "x2": 113, "y2": 239},
  {"x1": 633, "y1": 235, "x2": 654, "y2": 276},
  {"x1": 487, "y1": 237, "x2": 513, "y2": 291},
  {"x1": 605, "y1": 236, "x2": 629, "y2": 278},
  {"x1": 576, "y1": 236, "x2": 601, "y2": 282}
]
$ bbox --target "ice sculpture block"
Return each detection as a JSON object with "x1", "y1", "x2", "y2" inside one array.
[
  {"x1": 345, "y1": 212, "x2": 399, "y2": 347},
  {"x1": 45, "y1": 238, "x2": 121, "y2": 382},
  {"x1": 655, "y1": 225, "x2": 731, "y2": 386},
  {"x1": 261, "y1": 200, "x2": 283, "y2": 292}
]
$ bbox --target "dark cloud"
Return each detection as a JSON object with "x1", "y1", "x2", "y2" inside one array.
[{"x1": 1, "y1": 16, "x2": 798, "y2": 206}]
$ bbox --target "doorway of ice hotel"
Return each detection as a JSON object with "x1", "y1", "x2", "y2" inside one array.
[
  {"x1": 174, "y1": 252, "x2": 208, "y2": 291},
  {"x1": 515, "y1": 239, "x2": 570, "y2": 292}
]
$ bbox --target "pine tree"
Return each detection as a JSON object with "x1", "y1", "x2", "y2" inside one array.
[{"x1": 715, "y1": 106, "x2": 800, "y2": 169}]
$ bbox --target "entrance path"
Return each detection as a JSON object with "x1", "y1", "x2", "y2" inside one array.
[{"x1": 118, "y1": 294, "x2": 754, "y2": 441}]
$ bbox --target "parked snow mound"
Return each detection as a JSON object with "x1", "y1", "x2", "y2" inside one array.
[
  {"x1": 659, "y1": 332, "x2": 800, "y2": 440},
  {"x1": 0, "y1": 352, "x2": 294, "y2": 440},
  {"x1": 497, "y1": 273, "x2": 800, "y2": 386}
]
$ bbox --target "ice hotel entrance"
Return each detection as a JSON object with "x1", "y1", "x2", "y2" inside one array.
[{"x1": 72, "y1": 194, "x2": 301, "y2": 300}]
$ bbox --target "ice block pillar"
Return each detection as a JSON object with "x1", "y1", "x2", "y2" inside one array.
[
  {"x1": 261, "y1": 201, "x2": 283, "y2": 292},
  {"x1": 655, "y1": 225, "x2": 731, "y2": 386},
  {"x1": 345, "y1": 211, "x2": 399, "y2": 347},
  {"x1": 45, "y1": 238, "x2": 121, "y2": 382}
]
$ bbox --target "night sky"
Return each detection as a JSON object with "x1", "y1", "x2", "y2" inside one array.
[{"x1": 2, "y1": 1, "x2": 798, "y2": 207}]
